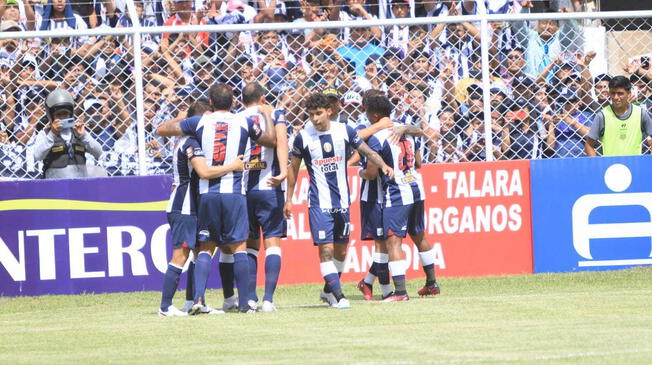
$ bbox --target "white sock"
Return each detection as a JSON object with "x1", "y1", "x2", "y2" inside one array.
[
  {"x1": 419, "y1": 247, "x2": 436, "y2": 267},
  {"x1": 333, "y1": 259, "x2": 344, "y2": 274},
  {"x1": 388, "y1": 260, "x2": 407, "y2": 277},
  {"x1": 266, "y1": 246, "x2": 282, "y2": 257}
]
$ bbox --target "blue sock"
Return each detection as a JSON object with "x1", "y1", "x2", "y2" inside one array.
[
  {"x1": 263, "y1": 249, "x2": 281, "y2": 302},
  {"x1": 193, "y1": 252, "x2": 212, "y2": 302},
  {"x1": 185, "y1": 260, "x2": 195, "y2": 301},
  {"x1": 161, "y1": 264, "x2": 182, "y2": 311},
  {"x1": 219, "y1": 253, "x2": 235, "y2": 299},
  {"x1": 233, "y1": 252, "x2": 250, "y2": 310},
  {"x1": 378, "y1": 262, "x2": 390, "y2": 285},
  {"x1": 369, "y1": 262, "x2": 378, "y2": 276},
  {"x1": 247, "y1": 249, "x2": 259, "y2": 303}
]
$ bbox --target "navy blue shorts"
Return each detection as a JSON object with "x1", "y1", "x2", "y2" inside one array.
[
  {"x1": 247, "y1": 190, "x2": 287, "y2": 239},
  {"x1": 360, "y1": 201, "x2": 385, "y2": 241},
  {"x1": 383, "y1": 201, "x2": 425, "y2": 238},
  {"x1": 308, "y1": 207, "x2": 350, "y2": 245},
  {"x1": 167, "y1": 212, "x2": 197, "y2": 249},
  {"x1": 197, "y1": 193, "x2": 249, "y2": 245}
]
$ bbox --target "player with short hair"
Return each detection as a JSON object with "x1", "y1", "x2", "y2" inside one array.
[
  {"x1": 219, "y1": 83, "x2": 289, "y2": 313},
  {"x1": 157, "y1": 83, "x2": 277, "y2": 314},
  {"x1": 159, "y1": 127, "x2": 245, "y2": 316},
  {"x1": 360, "y1": 94, "x2": 440, "y2": 301},
  {"x1": 284, "y1": 92, "x2": 394, "y2": 309}
]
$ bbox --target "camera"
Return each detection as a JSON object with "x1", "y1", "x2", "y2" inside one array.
[
  {"x1": 641, "y1": 56, "x2": 650, "y2": 70},
  {"x1": 58, "y1": 117, "x2": 75, "y2": 129}
]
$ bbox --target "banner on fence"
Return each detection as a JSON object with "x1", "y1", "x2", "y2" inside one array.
[
  {"x1": 531, "y1": 156, "x2": 652, "y2": 273},
  {"x1": 0, "y1": 160, "x2": 533, "y2": 297}
]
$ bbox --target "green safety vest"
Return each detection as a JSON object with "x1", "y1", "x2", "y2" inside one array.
[{"x1": 601, "y1": 104, "x2": 643, "y2": 156}]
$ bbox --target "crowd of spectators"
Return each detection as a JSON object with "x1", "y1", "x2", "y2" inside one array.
[{"x1": 0, "y1": 0, "x2": 651, "y2": 178}]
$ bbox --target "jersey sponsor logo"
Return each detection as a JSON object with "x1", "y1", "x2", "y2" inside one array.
[
  {"x1": 314, "y1": 156, "x2": 343, "y2": 173},
  {"x1": 320, "y1": 208, "x2": 349, "y2": 214},
  {"x1": 323, "y1": 142, "x2": 333, "y2": 153},
  {"x1": 401, "y1": 170, "x2": 416, "y2": 184},
  {"x1": 245, "y1": 160, "x2": 267, "y2": 170}
]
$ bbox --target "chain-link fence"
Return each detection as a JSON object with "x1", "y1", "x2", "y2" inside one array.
[{"x1": 1, "y1": 2, "x2": 651, "y2": 179}]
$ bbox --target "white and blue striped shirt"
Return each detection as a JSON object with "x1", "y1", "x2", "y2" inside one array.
[
  {"x1": 166, "y1": 136, "x2": 202, "y2": 215},
  {"x1": 180, "y1": 111, "x2": 262, "y2": 195},
  {"x1": 371, "y1": 129, "x2": 425, "y2": 207},
  {"x1": 239, "y1": 106, "x2": 286, "y2": 192},
  {"x1": 292, "y1": 122, "x2": 362, "y2": 210}
]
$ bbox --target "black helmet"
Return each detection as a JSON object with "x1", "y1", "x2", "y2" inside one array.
[{"x1": 45, "y1": 89, "x2": 74, "y2": 121}]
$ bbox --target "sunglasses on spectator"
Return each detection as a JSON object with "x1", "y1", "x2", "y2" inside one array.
[{"x1": 507, "y1": 54, "x2": 521, "y2": 60}]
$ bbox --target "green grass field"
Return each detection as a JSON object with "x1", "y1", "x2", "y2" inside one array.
[{"x1": 1, "y1": 268, "x2": 651, "y2": 365}]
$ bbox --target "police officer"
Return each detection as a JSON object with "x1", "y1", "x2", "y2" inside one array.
[
  {"x1": 585, "y1": 76, "x2": 652, "y2": 157},
  {"x1": 33, "y1": 89, "x2": 103, "y2": 178}
]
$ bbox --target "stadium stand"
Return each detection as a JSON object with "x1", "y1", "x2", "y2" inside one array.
[{"x1": 0, "y1": 0, "x2": 651, "y2": 178}]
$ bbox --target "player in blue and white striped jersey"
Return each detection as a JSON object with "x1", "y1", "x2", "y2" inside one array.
[
  {"x1": 159, "y1": 132, "x2": 245, "y2": 317},
  {"x1": 284, "y1": 93, "x2": 393, "y2": 309},
  {"x1": 219, "y1": 83, "x2": 288, "y2": 313},
  {"x1": 360, "y1": 94, "x2": 440, "y2": 302},
  {"x1": 157, "y1": 83, "x2": 277, "y2": 314}
]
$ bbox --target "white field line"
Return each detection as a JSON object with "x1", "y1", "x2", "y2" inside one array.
[{"x1": 343, "y1": 349, "x2": 652, "y2": 365}]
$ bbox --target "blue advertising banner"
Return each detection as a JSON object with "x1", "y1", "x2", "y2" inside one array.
[
  {"x1": 0, "y1": 176, "x2": 222, "y2": 296},
  {"x1": 531, "y1": 155, "x2": 652, "y2": 273}
]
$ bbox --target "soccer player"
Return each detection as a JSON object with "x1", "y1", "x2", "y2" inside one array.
[
  {"x1": 220, "y1": 83, "x2": 288, "y2": 313},
  {"x1": 157, "y1": 83, "x2": 277, "y2": 313},
  {"x1": 159, "y1": 131, "x2": 245, "y2": 316},
  {"x1": 360, "y1": 94, "x2": 440, "y2": 301},
  {"x1": 284, "y1": 92, "x2": 394, "y2": 309}
]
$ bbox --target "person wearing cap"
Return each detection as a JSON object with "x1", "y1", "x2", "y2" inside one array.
[
  {"x1": 342, "y1": 90, "x2": 363, "y2": 123},
  {"x1": 32, "y1": 89, "x2": 102, "y2": 179},
  {"x1": 0, "y1": 0, "x2": 35, "y2": 30},
  {"x1": 501, "y1": 47, "x2": 535, "y2": 84},
  {"x1": 553, "y1": 86, "x2": 592, "y2": 158},
  {"x1": 585, "y1": 76, "x2": 652, "y2": 157},
  {"x1": 592, "y1": 74, "x2": 611, "y2": 109}
]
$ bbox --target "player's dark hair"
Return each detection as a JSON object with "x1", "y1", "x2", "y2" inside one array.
[
  {"x1": 188, "y1": 98, "x2": 212, "y2": 117},
  {"x1": 365, "y1": 94, "x2": 392, "y2": 118},
  {"x1": 242, "y1": 82, "x2": 266, "y2": 106},
  {"x1": 208, "y1": 83, "x2": 233, "y2": 111},
  {"x1": 609, "y1": 75, "x2": 632, "y2": 91},
  {"x1": 362, "y1": 89, "x2": 385, "y2": 108},
  {"x1": 305, "y1": 93, "x2": 331, "y2": 111}
]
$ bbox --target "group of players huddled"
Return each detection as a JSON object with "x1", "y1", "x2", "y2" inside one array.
[{"x1": 155, "y1": 82, "x2": 440, "y2": 316}]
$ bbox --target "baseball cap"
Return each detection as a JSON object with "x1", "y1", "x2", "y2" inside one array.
[
  {"x1": 21, "y1": 53, "x2": 38, "y2": 69},
  {"x1": 342, "y1": 91, "x2": 362, "y2": 106},
  {"x1": 193, "y1": 55, "x2": 212, "y2": 70},
  {"x1": 557, "y1": 86, "x2": 580, "y2": 103},
  {"x1": 83, "y1": 98, "x2": 103, "y2": 112},
  {"x1": 142, "y1": 40, "x2": 159, "y2": 55},
  {"x1": 594, "y1": 73, "x2": 612, "y2": 84},
  {"x1": 1, "y1": 20, "x2": 21, "y2": 32},
  {"x1": 323, "y1": 87, "x2": 339, "y2": 97},
  {"x1": 564, "y1": 72, "x2": 582, "y2": 83}
]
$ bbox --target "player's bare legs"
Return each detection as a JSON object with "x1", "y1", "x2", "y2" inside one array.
[{"x1": 409, "y1": 232, "x2": 440, "y2": 296}]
